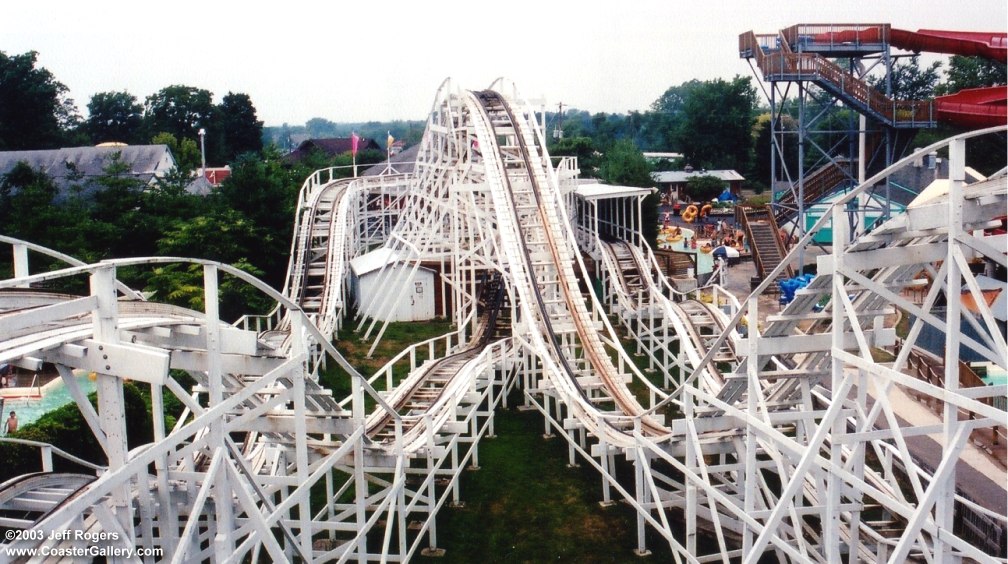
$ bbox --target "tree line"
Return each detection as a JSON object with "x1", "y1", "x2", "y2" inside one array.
[
  {"x1": 1, "y1": 49, "x2": 1003, "y2": 316},
  {"x1": 0, "y1": 50, "x2": 391, "y2": 319},
  {"x1": 0, "y1": 51, "x2": 263, "y2": 166},
  {"x1": 548, "y1": 55, "x2": 1005, "y2": 194}
]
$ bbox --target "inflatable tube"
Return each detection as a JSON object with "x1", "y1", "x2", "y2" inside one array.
[
  {"x1": 700, "y1": 204, "x2": 713, "y2": 218},
  {"x1": 682, "y1": 205, "x2": 698, "y2": 223},
  {"x1": 700, "y1": 243, "x2": 713, "y2": 254}
]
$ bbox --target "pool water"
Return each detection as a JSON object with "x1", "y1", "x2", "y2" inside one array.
[
  {"x1": 0, "y1": 375, "x2": 97, "y2": 428},
  {"x1": 656, "y1": 226, "x2": 715, "y2": 275}
]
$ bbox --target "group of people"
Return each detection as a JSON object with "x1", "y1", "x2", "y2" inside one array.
[{"x1": 707, "y1": 220, "x2": 746, "y2": 252}]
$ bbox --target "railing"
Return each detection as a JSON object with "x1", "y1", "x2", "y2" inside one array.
[
  {"x1": 339, "y1": 310, "x2": 477, "y2": 410},
  {"x1": 737, "y1": 205, "x2": 794, "y2": 281},
  {"x1": 737, "y1": 206, "x2": 766, "y2": 279},
  {"x1": 740, "y1": 30, "x2": 935, "y2": 126},
  {"x1": 0, "y1": 438, "x2": 106, "y2": 474},
  {"x1": 739, "y1": 31, "x2": 779, "y2": 57},
  {"x1": 902, "y1": 340, "x2": 1007, "y2": 448},
  {"x1": 774, "y1": 159, "x2": 851, "y2": 222},
  {"x1": 782, "y1": 23, "x2": 890, "y2": 51}
]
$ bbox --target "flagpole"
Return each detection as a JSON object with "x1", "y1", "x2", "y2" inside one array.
[
  {"x1": 386, "y1": 130, "x2": 393, "y2": 175},
  {"x1": 351, "y1": 131, "x2": 359, "y2": 177}
]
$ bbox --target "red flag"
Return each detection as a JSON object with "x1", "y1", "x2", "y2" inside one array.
[{"x1": 351, "y1": 132, "x2": 360, "y2": 156}]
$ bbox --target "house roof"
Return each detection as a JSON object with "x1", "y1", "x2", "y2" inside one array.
[
  {"x1": 286, "y1": 137, "x2": 381, "y2": 162},
  {"x1": 184, "y1": 175, "x2": 215, "y2": 196},
  {"x1": 204, "y1": 166, "x2": 231, "y2": 185},
  {"x1": 362, "y1": 144, "x2": 420, "y2": 177},
  {"x1": 651, "y1": 169, "x2": 745, "y2": 184},
  {"x1": 0, "y1": 145, "x2": 175, "y2": 200},
  {"x1": 889, "y1": 160, "x2": 986, "y2": 207}
]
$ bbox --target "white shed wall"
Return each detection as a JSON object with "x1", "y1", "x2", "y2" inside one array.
[{"x1": 353, "y1": 264, "x2": 435, "y2": 322}]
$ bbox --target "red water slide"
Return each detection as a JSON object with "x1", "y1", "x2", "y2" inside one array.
[
  {"x1": 889, "y1": 29, "x2": 1007, "y2": 62},
  {"x1": 810, "y1": 26, "x2": 1006, "y2": 127},
  {"x1": 934, "y1": 86, "x2": 1007, "y2": 129},
  {"x1": 889, "y1": 29, "x2": 1006, "y2": 127},
  {"x1": 809, "y1": 27, "x2": 1005, "y2": 61}
]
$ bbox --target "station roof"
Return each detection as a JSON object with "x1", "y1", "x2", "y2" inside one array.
[
  {"x1": 574, "y1": 181, "x2": 655, "y2": 201},
  {"x1": 651, "y1": 169, "x2": 745, "y2": 184},
  {"x1": 350, "y1": 247, "x2": 430, "y2": 276},
  {"x1": 907, "y1": 167, "x2": 988, "y2": 208}
]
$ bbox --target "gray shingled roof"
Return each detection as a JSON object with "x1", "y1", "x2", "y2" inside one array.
[
  {"x1": 0, "y1": 145, "x2": 175, "y2": 200},
  {"x1": 361, "y1": 144, "x2": 419, "y2": 177},
  {"x1": 883, "y1": 159, "x2": 985, "y2": 207}
]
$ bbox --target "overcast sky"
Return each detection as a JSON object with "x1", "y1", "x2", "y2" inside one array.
[{"x1": 3, "y1": 1, "x2": 1005, "y2": 126}]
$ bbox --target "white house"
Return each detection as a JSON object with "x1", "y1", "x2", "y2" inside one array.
[{"x1": 349, "y1": 248, "x2": 435, "y2": 322}]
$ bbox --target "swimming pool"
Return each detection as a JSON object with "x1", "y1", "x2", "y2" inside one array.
[
  {"x1": 656, "y1": 226, "x2": 715, "y2": 275},
  {"x1": 0, "y1": 374, "x2": 97, "y2": 428}
]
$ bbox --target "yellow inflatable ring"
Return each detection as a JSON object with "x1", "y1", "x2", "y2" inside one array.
[
  {"x1": 682, "y1": 205, "x2": 698, "y2": 223},
  {"x1": 700, "y1": 204, "x2": 713, "y2": 217},
  {"x1": 700, "y1": 243, "x2": 713, "y2": 254}
]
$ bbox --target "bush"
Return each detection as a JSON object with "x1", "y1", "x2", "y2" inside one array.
[{"x1": 0, "y1": 381, "x2": 154, "y2": 482}]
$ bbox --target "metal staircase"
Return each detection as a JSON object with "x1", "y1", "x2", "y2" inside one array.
[
  {"x1": 773, "y1": 158, "x2": 851, "y2": 224},
  {"x1": 739, "y1": 28, "x2": 935, "y2": 128},
  {"x1": 738, "y1": 206, "x2": 794, "y2": 282}
]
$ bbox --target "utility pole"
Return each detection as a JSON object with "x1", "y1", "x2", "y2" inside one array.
[
  {"x1": 554, "y1": 102, "x2": 564, "y2": 139},
  {"x1": 198, "y1": 128, "x2": 207, "y2": 177}
]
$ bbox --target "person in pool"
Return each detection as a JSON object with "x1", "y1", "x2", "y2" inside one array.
[{"x1": 5, "y1": 411, "x2": 17, "y2": 434}]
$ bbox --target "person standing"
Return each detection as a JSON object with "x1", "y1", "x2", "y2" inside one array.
[{"x1": 5, "y1": 411, "x2": 17, "y2": 434}]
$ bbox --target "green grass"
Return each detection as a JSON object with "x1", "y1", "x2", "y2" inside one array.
[
  {"x1": 319, "y1": 317, "x2": 455, "y2": 401},
  {"x1": 416, "y1": 405, "x2": 674, "y2": 563},
  {"x1": 315, "y1": 316, "x2": 683, "y2": 562}
]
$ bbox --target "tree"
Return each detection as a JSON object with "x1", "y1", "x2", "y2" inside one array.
[
  {"x1": 597, "y1": 139, "x2": 659, "y2": 246},
  {"x1": 151, "y1": 132, "x2": 201, "y2": 173},
  {"x1": 549, "y1": 136, "x2": 598, "y2": 178},
  {"x1": 674, "y1": 76, "x2": 758, "y2": 173},
  {"x1": 215, "y1": 92, "x2": 264, "y2": 163},
  {"x1": 869, "y1": 55, "x2": 941, "y2": 100},
  {"x1": 145, "y1": 259, "x2": 271, "y2": 321},
  {"x1": 598, "y1": 139, "x2": 653, "y2": 187},
  {"x1": 936, "y1": 55, "x2": 1007, "y2": 95},
  {"x1": 211, "y1": 148, "x2": 302, "y2": 287},
  {"x1": 87, "y1": 152, "x2": 148, "y2": 257},
  {"x1": 85, "y1": 91, "x2": 144, "y2": 145},
  {"x1": 651, "y1": 80, "x2": 703, "y2": 116},
  {"x1": 751, "y1": 114, "x2": 799, "y2": 192},
  {"x1": 684, "y1": 175, "x2": 727, "y2": 202},
  {"x1": 305, "y1": 117, "x2": 340, "y2": 138},
  {"x1": 145, "y1": 85, "x2": 214, "y2": 150},
  {"x1": 0, "y1": 51, "x2": 78, "y2": 149},
  {"x1": 650, "y1": 80, "x2": 703, "y2": 150},
  {"x1": 0, "y1": 162, "x2": 89, "y2": 256}
]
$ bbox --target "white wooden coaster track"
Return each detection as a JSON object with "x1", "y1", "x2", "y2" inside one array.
[{"x1": 0, "y1": 80, "x2": 1003, "y2": 562}]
